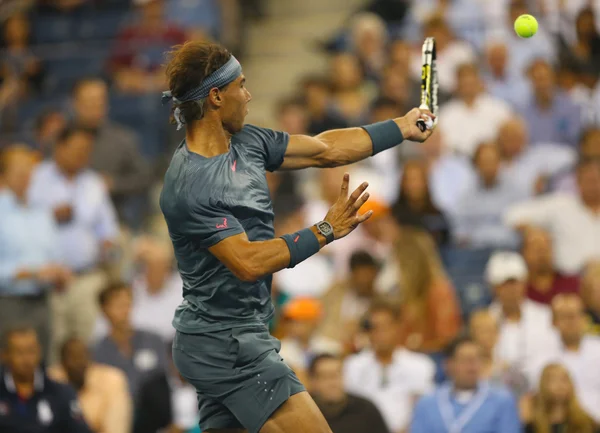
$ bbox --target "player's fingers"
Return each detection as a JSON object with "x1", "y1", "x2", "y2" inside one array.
[
  {"x1": 347, "y1": 182, "x2": 369, "y2": 207},
  {"x1": 419, "y1": 109, "x2": 436, "y2": 120},
  {"x1": 355, "y1": 210, "x2": 373, "y2": 224},
  {"x1": 352, "y1": 191, "x2": 370, "y2": 212},
  {"x1": 339, "y1": 173, "x2": 350, "y2": 198}
]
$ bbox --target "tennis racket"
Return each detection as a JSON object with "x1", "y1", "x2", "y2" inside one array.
[{"x1": 416, "y1": 37, "x2": 438, "y2": 132}]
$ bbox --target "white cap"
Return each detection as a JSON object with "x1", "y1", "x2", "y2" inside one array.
[{"x1": 485, "y1": 251, "x2": 528, "y2": 286}]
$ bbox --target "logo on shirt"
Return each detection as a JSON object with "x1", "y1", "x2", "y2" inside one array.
[
  {"x1": 134, "y1": 349, "x2": 159, "y2": 372},
  {"x1": 216, "y1": 218, "x2": 228, "y2": 229},
  {"x1": 294, "y1": 235, "x2": 300, "y2": 243},
  {"x1": 231, "y1": 160, "x2": 237, "y2": 172},
  {"x1": 37, "y1": 400, "x2": 53, "y2": 425}
]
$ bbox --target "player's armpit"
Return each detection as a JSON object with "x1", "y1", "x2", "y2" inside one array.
[{"x1": 209, "y1": 232, "x2": 291, "y2": 282}]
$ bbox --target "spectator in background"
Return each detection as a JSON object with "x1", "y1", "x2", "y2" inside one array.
[
  {"x1": 93, "y1": 239, "x2": 182, "y2": 343},
  {"x1": 411, "y1": 15, "x2": 475, "y2": 95},
  {"x1": 93, "y1": 282, "x2": 168, "y2": 401},
  {"x1": 522, "y1": 363, "x2": 598, "y2": 433},
  {"x1": 392, "y1": 159, "x2": 450, "y2": 246},
  {"x1": 558, "y1": 7, "x2": 600, "y2": 79},
  {"x1": 486, "y1": 251, "x2": 558, "y2": 383},
  {"x1": 344, "y1": 300, "x2": 436, "y2": 433},
  {"x1": 531, "y1": 294, "x2": 600, "y2": 423},
  {"x1": 497, "y1": 116, "x2": 576, "y2": 197},
  {"x1": 581, "y1": 262, "x2": 600, "y2": 336},
  {"x1": 328, "y1": 53, "x2": 370, "y2": 125},
  {"x1": 0, "y1": 326, "x2": 92, "y2": 433},
  {"x1": 276, "y1": 97, "x2": 309, "y2": 135},
  {"x1": 384, "y1": 42, "x2": 422, "y2": 108},
  {"x1": 483, "y1": 40, "x2": 530, "y2": 109},
  {"x1": 0, "y1": 146, "x2": 70, "y2": 358},
  {"x1": 164, "y1": 0, "x2": 222, "y2": 41},
  {"x1": 134, "y1": 341, "x2": 199, "y2": 433},
  {"x1": 522, "y1": 227, "x2": 580, "y2": 305},
  {"x1": 33, "y1": 108, "x2": 67, "y2": 158},
  {"x1": 410, "y1": 336, "x2": 521, "y2": 433},
  {"x1": 505, "y1": 159, "x2": 600, "y2": 275},
  {"x1": 469, "y1": 310, "x2": 529, "y2": 399},
  {"x1": 72, "y1": 78, "x2": 152, "y2": 229},
  {"x1": 301, "y1": 75, "x2": 347, "y2": 135},
  {"x1": 521, "y1": 59, "x2": 582, "y2": 148},
  {"x1": 452, "y1": 143, "x2": 524, "y2": 249},
  {"x1": 28, "y1": 127, "x2": 117, "y2": 358},
  {"x1": 309, "y1": 354, "x2": 389, "y2": 433},
  {"x1": 320, "y1": 250, "x2": 380, "y2": 353},
  {"x1": 394, "y1": 228, "x2": 461, "y2": 353},
  {"x1": 349, "y1": 13, "x2": 388, "y2": 81},
  {"x1": 279, "y1": 298, "x2": 341, "y2": 383},
  {"x1": 438, "y1": 63, "x2": 512, "y2": 157},
  {"x1": 48, "y1": 337, "x2": 132, "y2": 433},
  {"x1": 109, "y1": 0, "x2": 187, "y2": 94},
  {"x1": 553, "y1": 128, "x2": 600, "y2": 194}
]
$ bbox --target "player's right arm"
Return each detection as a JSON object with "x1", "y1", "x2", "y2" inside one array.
[{"x1": 209, "y1": 174, "x2": 372, "y2": 282}]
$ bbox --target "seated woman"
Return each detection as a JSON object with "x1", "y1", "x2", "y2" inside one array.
[
  {"x1": 394, "y1": 227, "x2": 461, "y2": 353},
  {"x1": 522, "y1": 363, "x2": 599, "y2": 433}
]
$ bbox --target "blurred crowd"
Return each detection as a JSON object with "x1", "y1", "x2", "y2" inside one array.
[{"x1": 1, "y1": 0, "x2": 600, "y2": 432}]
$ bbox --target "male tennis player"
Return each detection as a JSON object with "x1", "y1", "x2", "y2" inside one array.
[{"x1": 160, "y1": 41, "x2": 434, "y2": 433}]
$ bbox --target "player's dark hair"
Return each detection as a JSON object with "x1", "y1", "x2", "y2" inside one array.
[
  {"x1": 308, "y1": 353, "x2": 340, "y2": 377},
  {"x1": 98, "y1": 281, "x2": 132, "y2": 307},
  {"x1": 1, "y1": 325, "x2": 38, "y2": 351},
  {"x1": 56, "y1": 126, "x2": 95, "y2": 146},
  {"x1": 165, "y1": 41, "x2": 232, "y2": 125},
  {"x1": 444, "y1": 334, "x2": 476, "y2": 359},
  {"x1": 349, "y1": 250, "x2": 379, "y2": 271}
]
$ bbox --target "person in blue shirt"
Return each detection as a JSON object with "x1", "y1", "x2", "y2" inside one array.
[
  {"x1": 160, "y1": 40, "x2": 435, "y2": 433},
  {"x1": 410, "y1": 336, "x2": 522, "y2": 433}
]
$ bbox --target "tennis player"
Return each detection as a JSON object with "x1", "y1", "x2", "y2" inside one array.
[{"x1": 160, "y1": 41, "x2": 434, "y2": 433}]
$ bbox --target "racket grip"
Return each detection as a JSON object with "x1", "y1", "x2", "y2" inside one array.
[{"x1": 416, "y1": 119, "x2": 427, "y2": 132}]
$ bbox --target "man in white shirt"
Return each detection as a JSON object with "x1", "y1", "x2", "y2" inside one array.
[
  {"x1": 344, "y1": 300, "x2": 436, "y2": 433},
  {"x1": 531, "y1": 294, "x2": 600, "y2": 423},
  {"x1": 497, "y1": 116, "x2": 576, "y2": 196},
  {"x1": 438, "y1": 63, "x2": 513, "y2": 156},
  {"x1": 504, "y1": 159, "x2": 600, "y2": 274},
  {"x1": 485, "y1": 251, "x2": 559, "y2": 385}
]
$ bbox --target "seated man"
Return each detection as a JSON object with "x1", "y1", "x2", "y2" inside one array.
[
  {"x1": 48, "y1": 337, "x2": 131, "y2": 433},
  {"x1": 308, "y1": 353, "x2": 389, "y2": 433}
]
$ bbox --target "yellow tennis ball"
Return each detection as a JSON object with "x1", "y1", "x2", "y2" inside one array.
[{"x1": 514, "y1": 14, "x2": 538, "y2": 38}]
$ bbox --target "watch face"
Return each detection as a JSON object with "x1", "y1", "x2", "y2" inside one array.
[{"x1": 318, "y1": 221, "x2": 332, "y2": 234}]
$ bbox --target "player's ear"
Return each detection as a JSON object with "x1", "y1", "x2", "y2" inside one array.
[{"x1": 208, "y1": 88, "x2": 222, "y2": 107}]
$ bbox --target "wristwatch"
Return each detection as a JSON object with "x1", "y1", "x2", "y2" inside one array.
[{"x1": 315, "y1": 221, "x2": 335, "y2": 244}]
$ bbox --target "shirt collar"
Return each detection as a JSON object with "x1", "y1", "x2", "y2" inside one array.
[{"x1": 3, "y1": 369, "x2": 45, "y2": 393}]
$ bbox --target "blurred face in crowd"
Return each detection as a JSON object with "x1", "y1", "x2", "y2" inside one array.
[
  {"x1": 486, "y1": 42, "x2": 508, "y2": 78},
  {"x1": 540, "y1": 364, "x2": 573, "y2": 405},
  {"x1": 474, "y1": 143, "x2": 500, "y2": 186},
  {"x1": 286, "y1": 319, "x2": 317, "y2": 344},
  {"x1": 278, "y1": 103, "x2": 308, "y2": 135},
  {"x1": 552, "y1": 295, "x2": 586, "y2": 347},
  {"x1": 1, "y1": 148, "x2": 38, "y2": 201},
  {"x1": 370, "y1": 102, "x2": 401, "y2": 124},
  {"x1": 421, "y1": 128, "x2": 444, "y2": 159},
  {"x1": 424, "y1": 19, "x2": 451, "y2": 49},
  {"x1": 54, "y1": 131, "x2": 94, "y2": 176},
  {"x1": 2, "y1": 330, "x2": 41, "y2": 383},
  {"x1": 522, "y1": 227, "x2": 554, "y2": 274},
  {"x1": 401, "y1": 161, "x2": 428, "y2": 203},
  {"x1": 3, "y1": 14, "x2": 30, "y2": 47},
  {"x1": 581, "y1": 129, "x2": 600, "y2": 159},
  {"x1": 494, "y1": 278, "x2": 525, "y2": 311},
  {"x1": 309, "y1": 357, "x2": 346, "y2": 404},
  {"x1": 497, "y1": 118, "x2": 528, "y2": 160},
  {"x1": 576, "y1": 8, "x2": 597, "y2": 43},
  {"x1": 303, "y1": 80, "x2": 330, "y2": 116},
  {"x1": 102, "y1": 288, "x2": 133, "y2": 331},
  {"x1": 319, "y1": 166, "x2": 346, "y2": 205},
  {"x1": 330, "y1": 54, "x2": 363, "y2": 92},
  {"x1": 389, "y1": 40, "x2": 411, "y2": 70},
  {"x1": 583, "y1": 263, "x2": 600, "y2": 313},
  {"x1": 350, "y1": 264, "x2": 378, "y2": 297},
  {"x1": 469, "y1": 312, "x2": 498, "y2": 356},
  {"x1": 61, "y1": 339, "x2": 90, "y2": 391},
  {"x1": 145, "y1": 248, "x2": 172, "y2": 293},
  {"x1": 447, "y1": 341, "x2": 482, "y2": 390},
  {"x1": 139, "y1": 0, "x2": 164, "y2": 26},
  {"x1": 74, "y1": 80, "x2": 108, "y2": 129},
  {"x1": 352, "y1": 16, "x2": 386, "y2": 60},
  {"x1": 509, "y1": 0, "x2": 528, "y2": 24},
  {"x1": 577, "y1": 161, "x2": 600, "y2": 206},
  {"x1": 456, "y1": 64, "x2": 482, "y2": 102},
  {"x1": 381, "y1": 65, "x2": 410, "y2": 107},
  {"x1": 368, "y1": 309, "x2": 398, "y2": 356},
  {"x1": 529, "y1": 61, "x2": 556, "y2": 100},
  {"x1": 37, "y1": 111, "x2": 67, "y2": 146}
]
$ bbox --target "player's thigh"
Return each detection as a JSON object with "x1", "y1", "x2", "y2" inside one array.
[{"x1": 260, "y1": 391, "x2": 332, "y2": 433}]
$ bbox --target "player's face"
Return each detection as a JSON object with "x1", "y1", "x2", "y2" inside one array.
[
  {"x1": 220, "y1": 74, "x2": 251, "y2": 135},
  {"x1": 3, "y1": 331, "x2": 41, "y2": 381}
]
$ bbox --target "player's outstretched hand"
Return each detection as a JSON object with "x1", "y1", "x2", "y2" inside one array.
[
  {"x1": 324, "y1": 173, "x2": 373, "y2": 240},
  {"x1": 395, "y1": 108, "x2": 436, "y2": 143}
]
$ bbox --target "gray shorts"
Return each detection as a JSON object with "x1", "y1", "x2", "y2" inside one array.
[{"x1": 172, "y1": 325, "x2": 305, "y2": 433}]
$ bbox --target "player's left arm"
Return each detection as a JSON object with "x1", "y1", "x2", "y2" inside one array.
[{"x1": 280, "y1": 108, "x2": 434, "y2": 170}]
